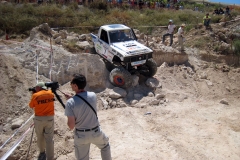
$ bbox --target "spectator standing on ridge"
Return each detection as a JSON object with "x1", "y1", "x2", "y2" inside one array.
[
  {"x1": 29, "y1": 82, "x2": 55, "y2": 160},
  {"x1": 64, "y1": 74, "x2": 112, "y2": 160},
  {"x1": 226, "y1": 6, "x2": 230, "y2": 15},
  {"x1": 203, "y1": 13, "x2": 211, "y2": 29},
  {"x1": 162, "y1": 19, "x2": 176, "y2": 46},
  {"x1": 219, "y1": 8, "x2": 224, "y2": 14},
  {"x1": 213, "y1": 8, "x2": 219, "y2": 15},
  {"x1": 177, "y1": 23, "x2": 185, "y2": 51}
]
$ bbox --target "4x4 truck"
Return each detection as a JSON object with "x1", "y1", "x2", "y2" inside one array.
[{"x1": 91, "y1": 24, "x2": 157, "y2": 88}]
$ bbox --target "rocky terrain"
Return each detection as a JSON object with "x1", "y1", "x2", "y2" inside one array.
[{"x1": 0, "y1": 16, "x2": 240, "y2": 160}]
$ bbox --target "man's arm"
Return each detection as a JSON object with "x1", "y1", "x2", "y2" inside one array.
[{"x1": 67, "y1": 116, "x2": 75, "y2": 130}]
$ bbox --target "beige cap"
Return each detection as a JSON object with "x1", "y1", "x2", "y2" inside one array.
[{"x1": 36, "y1": 82, "x2": 47, "y2": 89}]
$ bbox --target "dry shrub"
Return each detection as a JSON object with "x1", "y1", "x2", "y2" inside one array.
[
  {"x1": 89, "y1": 1, "x2": 108, "y2": 12},
  {"x1": 233, "y1": 5, "x2": 240, "y2": 12},
  {"x1": 106, "y1": 9, "x2": 132, "y2": 24}
]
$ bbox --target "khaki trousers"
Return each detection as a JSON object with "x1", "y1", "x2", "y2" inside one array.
[
  {"x1": 74, "y1": 127, "x2": 112, "y2": 160},
  {"x1": 34, "y1": 116, "x2": 54, "y2": 160},
  {"x1": 178, "y1": 35, "x2": 184, "y2": 50}
]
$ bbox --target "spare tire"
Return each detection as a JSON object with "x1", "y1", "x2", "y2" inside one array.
[
  {"x1": 141, "y1": 58, "x2": 157, "y2": 77},
  {"x1": 109, "y1": 67, "x2": 132, "y2": 88}
]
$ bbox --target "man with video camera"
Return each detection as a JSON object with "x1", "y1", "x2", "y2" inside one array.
[
  {"x1": 64, "y1": 74, "x2": 112, "y2": 160},
  {"x1": 29, "y1": 82, "x2": 55, "y2": 160}
]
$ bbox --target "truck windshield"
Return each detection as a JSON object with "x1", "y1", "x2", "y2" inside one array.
[{"x1": 109, "y1": 29, "x2": 136, "y2": 43}]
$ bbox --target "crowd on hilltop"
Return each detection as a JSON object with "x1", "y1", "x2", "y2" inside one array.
[
  {"x1": 13, "y1": 0, "x2": 185, "y2": 10},
  {"x1": 213, "y1": 6, "x2": 231, "y2": 15},
  {"x1": 108, "y1": 0, "x2": 184, "y2": 10}
]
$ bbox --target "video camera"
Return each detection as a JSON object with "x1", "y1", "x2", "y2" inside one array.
[
  {"x1": 28, "y1": 87, "x2": 36, "y2": 93},
  {"x1": 28, "y1": 82, "x2": 59, "y2": 93},
  {"x1": 28, "y1": 81, "x2": 65, "y2": 108},
  {"x1": 45, "y1": 82, "x2": 59, "y2": 91}
]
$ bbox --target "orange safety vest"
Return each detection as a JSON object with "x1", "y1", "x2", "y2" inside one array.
[{"x1": 29, "y1": 90, "x2": 55, "y2": 116}]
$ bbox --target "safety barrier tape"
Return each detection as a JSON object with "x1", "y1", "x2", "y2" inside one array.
[
  {"x1": 0, "y1": 114, "x2": 34, "y2": 150},
  {"x1": 0, "y1": 123, "x2": 34, "y2": 160}
]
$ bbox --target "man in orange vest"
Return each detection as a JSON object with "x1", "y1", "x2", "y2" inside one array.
[{"x1": 29, "y1": 82, "x2": 55, "y2": 160}]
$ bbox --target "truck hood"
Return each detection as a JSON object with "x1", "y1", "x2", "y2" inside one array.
[{"x1": 111, "y1": 40, "x2": 152, "y2": 56}]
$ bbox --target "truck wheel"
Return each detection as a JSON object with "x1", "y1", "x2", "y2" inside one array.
[
  {"x1": 109, "y1": 67, "x2": 132, "y2": 88},
  {"x1": 104, "y1": 60, "x2": 114, "y2": 72},
  {"x1": 88, "y1": 46, "x2": 97, "y2": 54},
  {"x1": 141, "y1": 58, "x2": 157, "y2": 77}
]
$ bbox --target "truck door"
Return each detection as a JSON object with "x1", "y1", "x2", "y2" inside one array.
[{"x1": 94, "y1": 29, "x2": 111, "y2": 60}]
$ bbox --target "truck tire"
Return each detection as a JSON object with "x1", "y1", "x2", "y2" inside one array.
[
  {"x1": 103, "y1": 60, "x2": 114, "y2": 72},
  {"x1": 109, "y1": 67, "x2": 133, "y2": 88},
  {"x1": 89, "y1": 46, "x2": 97, "y2": 54},
  {"x1": 141, "y1": 58, "x2": 157, "y2": 77}
]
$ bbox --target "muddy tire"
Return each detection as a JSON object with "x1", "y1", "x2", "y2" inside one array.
[
  {"x1": 141, "y1": 58, "x2": 157, "y2": 77},
  {"x1": 109, "y1": 67, "x2": 132, "y2": 88}
]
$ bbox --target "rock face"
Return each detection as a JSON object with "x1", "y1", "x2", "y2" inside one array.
[
  {"x1": 22, "y1": 41, "x2": 108, "y2": 89},
  {"x1": 153, "y1": 50, "x2": 188, "y2": 66},
  {"x1": 16, "y1": 24, "x2": 109, "y2": 89}
]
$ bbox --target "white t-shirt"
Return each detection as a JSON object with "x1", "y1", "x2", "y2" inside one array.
[
  {"x1": 178, "y1": 27, "x2": 184, "y2": 36},
  {"x1": 168, "y1": 24, "x2": 176, "y2": 34}
]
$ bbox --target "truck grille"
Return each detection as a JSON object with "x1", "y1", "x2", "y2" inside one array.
[
  {"x1": 130, "y1": 55, "x2": 147, "y2": 62},
  {"x1": 123, "y1": 53, "x2": 153, "y2": 63}
]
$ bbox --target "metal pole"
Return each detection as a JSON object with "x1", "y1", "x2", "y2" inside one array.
[
  {"x1": 49, "y1": 38, "x2": 53, "y2": 81},
  {"x1": 36, "y1": 50, "x2": 40, "y2": 83}
]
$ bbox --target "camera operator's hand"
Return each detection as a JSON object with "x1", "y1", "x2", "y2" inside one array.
[{"x1": 64, "y1": 93, "x2": 74, "y2": 100}]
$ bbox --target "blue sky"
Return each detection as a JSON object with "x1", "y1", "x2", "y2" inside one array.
[{"x1": 209, "y1": 0, "x2": 240, "y2": 5}]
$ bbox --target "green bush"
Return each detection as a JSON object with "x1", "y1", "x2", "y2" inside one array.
[
  {"x1": 0, "y1": 3, "x2": 14, "y2": 14},
  {"x1": 89, "y1": 1, "x2": 108, "y2": 12},
  {"x1": 178, "y1": 12, "x2": 194, "y2": 24},
  {"x1": 17, "y1": 3, "x2": 37, "y2": 15},
  {"x1": 191, "y1": 36, "x2": 211, "y2": 48},
  {"x1": 36, "y1": 5, "x2": 63, "y2": 17},
  {"x1": 231, "y1": 10, "x2": 239, "y2": 17},
  {"x1": 211, "y1": 15, "x2": 223, "y2": 23},
  {"x1": 233, "y1": 40, "x2": 240, "y2": 56},
  {"x1": 185, "y1": 24, "x2": 193, "y2": 32},
  {"x1": 68, "y1": 2, "x2": 79, "y2": 10},
  {"x1": 233, "y1": 40, "x2": 240, "y2": 65},
  {"x1": 17, "y1": 16, "x2": 38, "y2": 33}
]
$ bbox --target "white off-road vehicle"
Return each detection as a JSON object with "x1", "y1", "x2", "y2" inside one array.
[{"x1": 91, "y1": 24, "x2": 157, "y2": 88}]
